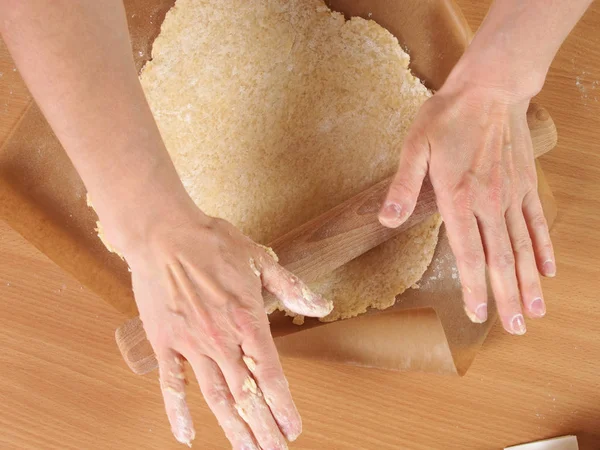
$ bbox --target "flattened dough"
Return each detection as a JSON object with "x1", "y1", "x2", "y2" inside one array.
[{"x1": 140, "y1": 0, "x2": 442, "y2": 322}]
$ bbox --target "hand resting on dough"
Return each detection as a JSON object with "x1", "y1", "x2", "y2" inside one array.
[{"x1": 380, "y1": 0, "x2": 592, "y2": 335}]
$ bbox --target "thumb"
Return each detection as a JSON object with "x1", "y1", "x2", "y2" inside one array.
[
  {"x1": 379, "y1": 128, "x2": 430, "y2": 228},
  {"x1": 255, "y1": 247, "x2": 333, "y2": 317}
]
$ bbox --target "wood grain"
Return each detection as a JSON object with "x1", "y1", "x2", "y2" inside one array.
[{"x1": 1, "y1": 2, "x2": 600, "y2": 450}]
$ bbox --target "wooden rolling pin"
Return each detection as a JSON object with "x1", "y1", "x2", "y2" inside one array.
[{"x1": 116, "y1": 103, "x2": 558, "y2": 375}]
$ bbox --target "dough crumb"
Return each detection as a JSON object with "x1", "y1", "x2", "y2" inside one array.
[
  {"x1": 248, "y1": 258, "x2": 261, "y2": 277},
  {"x1": 164, "y1": 386, "x2": 185, "y2": 399},
  {"x1": 242, "y1": 376, "x2": 259, "y2": 395},
  {"x1": 94, "y1": 221, "x2": 124, "y2": 260},
  {"x1": 243, "y1": 356, "x2": 257, "y2": 373},
  {"x1": 292, "y1": 315, "x2": 305, "y2": 326},
  {"x1": 87, "y1": 193, "x2": 126, "y2": 259},
  {"x1": 257, "y1": 244, "x2": 279, "y2": 262}
]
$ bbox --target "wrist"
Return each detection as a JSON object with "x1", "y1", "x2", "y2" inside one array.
[
  {"x1": 89, "y1": 172, "x2": 200, "y2": 256},
  {"x1": 445, "y1": 48, "x2": 546, "y2": 102}
]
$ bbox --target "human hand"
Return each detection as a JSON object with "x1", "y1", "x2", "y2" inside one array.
[
  {"x1": 379, "y1": 72, "x2": 555, "y2": 336},
  {"x1": 114, "y1": 204, "x2": 332, "y2": 449}
]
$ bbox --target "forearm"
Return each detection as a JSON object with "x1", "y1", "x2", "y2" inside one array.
[
  {"x1": 449, "y1": 0, "x2": 593, "y2": 98},
  {"x1": 0, "y1": 1, "x2": 191, "y2": 247}
]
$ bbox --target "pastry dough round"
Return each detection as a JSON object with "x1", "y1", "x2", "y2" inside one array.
[{"x1": 140, "y1": 0, "x2": 442, "y2": 322}]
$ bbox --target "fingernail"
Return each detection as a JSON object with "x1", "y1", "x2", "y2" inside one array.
[
  {"x1": 273, "y1": 408, "x2": 301, "y2": 442},
  {"x1": 530, "y1": 297, "x2": 546, "y2": 317},
  {"x1": 283, "y1": 422, "x2": 302, "y2": 442},
  {"x1": 172, "y1": 400, "x2": 195, "y2": 447},
  {"x1": 379, "y1": 202, "x2": 403, "y2": 227},
  {"x1": 542, "y1": 259, "x2": 556, "y2": 277},
  {"x1": 174, "y1": 426, "x2": 195, "y2": 447},
  {"x1": 475, "y1": 303, "x2": 488, "y2": 322},
  {"x1": 286, "y1": 431, "x2": 301, "y2": 442},
  {"x1": 464, "y1": 303, "x2": 487, "y2": 324},
  {"x1": 509, "y1": 314, "x2": 527, "y2": 335}
]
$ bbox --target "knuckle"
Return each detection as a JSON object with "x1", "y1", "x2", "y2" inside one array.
[
  {"x1": 535, "y1": 240, "x2": 555, "y2": 260},
  {"x1": 181, "y1": 331, "x2": 200, "y2": 350},
  {"x1": 461, "y1": 250, "x2": 485, "y2": 272},
  {"x1": 257, "y1": 364, "x2": 284, "y2": 385},
  {"x1": 197, "y1": 221, "x2": 221, "y2": 242},
  {"x1": 402, "y1": 131, "x2": 427, "y2": 159},
  {"x1": 502, "y1": 295, "x2": 522, "y2": 310},
  {"x1": 209, "y1": 217, "x2": 229, "y2": 228},
  {"x1": 388, "y1": 178, "x2": 416, "y2": 200},
  {"x1": 510, "y1": 188, "x2": 525, "y2": 206},
  {"x1": 403, "y1": 132, "x2": 423, "y2": 154},
  {"x1": 232, "y1": 306, "x2": 264, "y2": 340},
  {"x1": 197, "y1": 221, "x2": 232, "y2": 252},
  {"x1": 196, "y1": 322, "x2": 229, "y2": 350},
  {"x1": 204, "y1": 383, "x2": 231, "y2": 406},
  {"x1": 492, "y1": 251, "x2": 516, "y2": 270},
  {"x1": 541, "y1": 241, "x2": 554, "y2": 255},
  {"x1": 525, "y1": 281, "x2": 541, "y2": 296},
  {"x1": 484, "y1": 170, "x2": 507, "y2": 208},
  {"x1": 452, "y1": 191, "x2": 474, "y2": 213},
  {"x1": 512, "y1": 235, "x2": 533, "y2": 255},
  {"x1": 487, "y1": 184, "x2": 505, "y2": 210},
  {"x1": 529, "y1": 212, "x2": 549, "y2": 231},
  {"x1": 453, "y1": 192, "x2": 473, "y2": 211},
  {"x1": 204, "y1": 216, "x2": 230, "y2": 232},
  {"x1": 521, "y1": 180, "x2": 536, "y2": 197},
  {"x1": 451, "y1": 177, "x2": 477, "y2": 211},
  {"x1": 480, "y1": 212, "x2": 503, "y2": 230}
]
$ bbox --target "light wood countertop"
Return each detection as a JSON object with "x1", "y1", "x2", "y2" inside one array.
[{"x1": 1, "y1": 1, "x2": 599, "y2": 449}]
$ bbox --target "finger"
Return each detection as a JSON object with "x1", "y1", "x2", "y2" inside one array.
[
  {"x1": 189, "y1": 354, "x2": 260, "y2": 450},
  {"x1": 478, "y1": 214, "x2": 526, "y2": 335},
  {"x1": 256, "y1": 248, "x2": 333, "y2": 317},
  {"x1": 438, "y1": 203, "x2": 488, "y2": 323},
  {"x1": 237, "y1": 309, "x2": 302, "y2": 442},
  {"x1": 506, "y1": 206, "x2": 546, "y2": 318},
  {"x1": 158, "y1": 350, "x2": 195, "y2": 446},
  {"x1": 523, "y1": 190, "x2": 556, "y2": 277},
  {"x1": 216, "y1": 347, "x2": 289, "y2": 450},
  {"x1": 379, "y1": 125, "x2": 430, "y2": 228}
]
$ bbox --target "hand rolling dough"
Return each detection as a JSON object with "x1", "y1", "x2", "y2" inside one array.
[{"x1": 140, "y1": 0, "x2": 442, "y2": 323}]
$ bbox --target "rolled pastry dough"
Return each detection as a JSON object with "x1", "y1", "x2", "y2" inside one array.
[{"x1": 140, "y1": 0, "x2": 442, "y2": 322}]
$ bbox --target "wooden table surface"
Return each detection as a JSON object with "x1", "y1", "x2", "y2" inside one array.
[{"x1": 1, "y1": 2, "x2": 599, "y2": 449}]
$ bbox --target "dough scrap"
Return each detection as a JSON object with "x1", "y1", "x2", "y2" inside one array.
[{"x1": 140, "y1": 0, "x2": 442, "y2": 322}]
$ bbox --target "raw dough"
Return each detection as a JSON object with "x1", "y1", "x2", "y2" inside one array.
[{"x1": 140, "y1": 0, "x2": 442, "y2": 322}]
